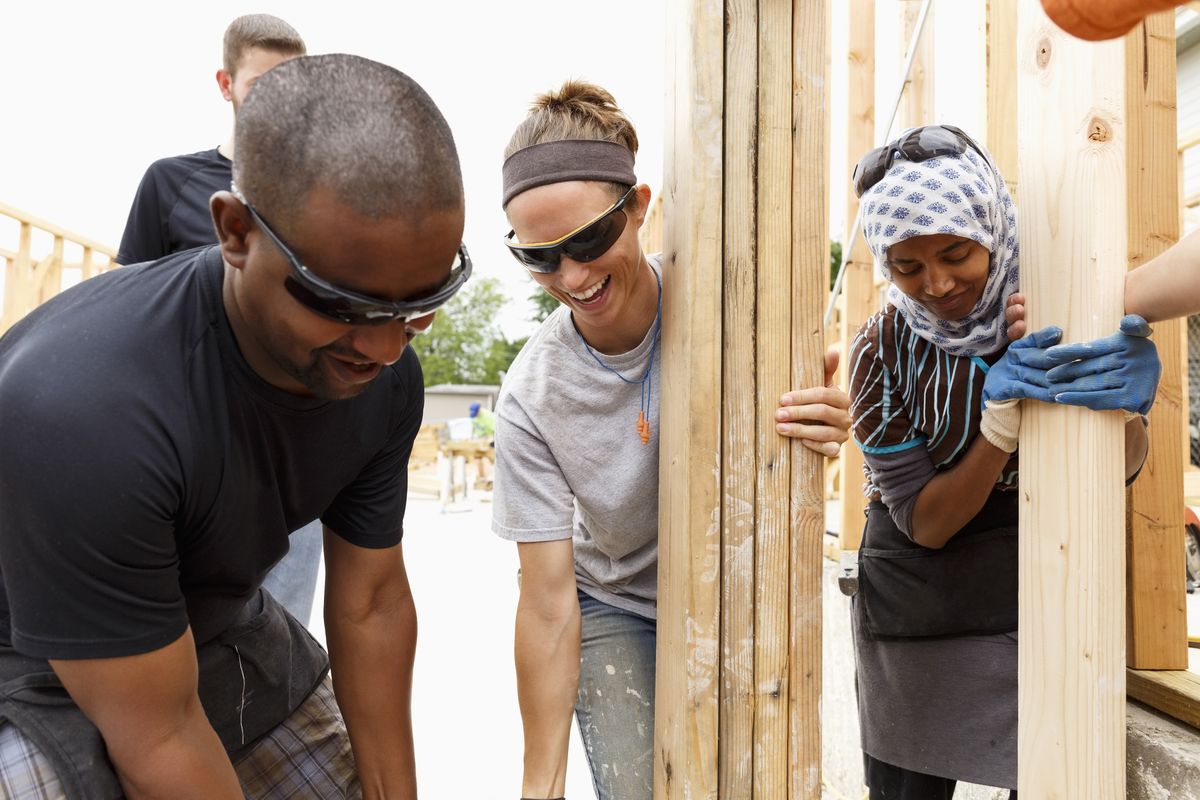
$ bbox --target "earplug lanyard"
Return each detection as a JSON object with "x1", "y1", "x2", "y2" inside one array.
[{"x1": 574, "y1": 269, "x2": 662, "y2": 445}]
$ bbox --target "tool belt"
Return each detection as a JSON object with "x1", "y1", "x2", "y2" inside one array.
[
  {"x1": 855, "y1": 489, "x2": 1018, "y2": 639},
  {"x1": 0, "y1": 588, "x2": 328, "y2": 798}
]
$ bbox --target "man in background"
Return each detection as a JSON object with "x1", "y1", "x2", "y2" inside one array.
[{"x1": 116, "y1": 14, "x2": 323, "y2": 627}]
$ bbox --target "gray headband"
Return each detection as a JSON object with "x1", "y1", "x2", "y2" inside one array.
[{"x1": 502, "y1": 139, "x2": 636, "y2": 207}]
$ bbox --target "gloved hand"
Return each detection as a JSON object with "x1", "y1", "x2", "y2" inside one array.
[
  {"x1": 981, "y1": 325, "x2": 1064, "y2": 408},
  {"x1": 1038, "y1": 314, "x2": 1161, "y2": 416},
  {"x1": 979, "y1": 398, "x2": 1021, "y2": 453}
]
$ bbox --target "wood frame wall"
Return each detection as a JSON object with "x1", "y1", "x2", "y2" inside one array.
[{"x1": 656, "y1": 0, "x2": 829, "y2": 795}]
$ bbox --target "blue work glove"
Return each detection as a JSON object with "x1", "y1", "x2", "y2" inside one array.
[
  {"x1": 1034, "y1": 314, "x2": 1160, "y2": 415},
  {"x1": 981, "y1": 325, "x2": 1064, "y2": 409}
]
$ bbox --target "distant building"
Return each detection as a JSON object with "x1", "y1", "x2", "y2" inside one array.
[{"x1": 423, "y1": 383, "x2": 499, "y2": 426}]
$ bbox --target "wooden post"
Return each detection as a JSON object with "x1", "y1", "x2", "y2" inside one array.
[
  {"x1": 1016, "y1": 1, "x2": 1127, "y2": 795},
  {"x1": 900, "y1": 0, "x2": 935, "y2": 130},
  {"x1": 1, "y1": 222, "x2": 33, "y2": 333},
  {"x1": 1125, "y1": 11, "x2": 1188, "y2": 671},
  {"x1": 657, "y1": 0, "x2": 828, "y2": 796},
  {"x1": 838, "y1": 0, "x2": 875, "y2": 553},
  {"x1": 986, "y1": 0, "x2": 1019, "y2": 197}
]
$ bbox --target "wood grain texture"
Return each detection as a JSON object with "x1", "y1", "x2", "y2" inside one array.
[
  {"x1": 752, "y1": 1, "x2": 795, "y2": 796},
  {"x1": 656, "y1": 0, "x2": 726, "y2": 796},
  {"x1": 1016, "y1": 1, "x2": 1127, "y2": 796},
  {"x1": 838, "y1": 0, "x2": 876, "y2": 553},
  {"x1": 719, "y1": 0, "x2": 758, "y2": 793},
  {"x1": 986, "y1": 0, "x2": 1019, "y2": 198},
  {"x1": 899, "y1": 0, "x2": 934, "y2": 131},
  {"x1": 789, "y1": 3, "x2": 830, "y2": 797},
  {"x1": 1124, "y1": 11, "x2": 1188, "y2": 671},
  {"x1": 1126, "y1": 668, "x2": 1200, "y2": 729}
]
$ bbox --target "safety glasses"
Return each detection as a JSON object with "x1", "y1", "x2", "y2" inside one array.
[
  {"x1": 238, "y1": 194, "x2": 471, "y2": 326},
  {"x1": 504, "y1": 185, "x2": 636, "y2": 273},
  {"x1": 852, "y1": 124, "x2": 985, "y2": 198}
]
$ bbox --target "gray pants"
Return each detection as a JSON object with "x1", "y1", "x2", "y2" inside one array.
[{"x1": 262, "y1": 520, "x2": 324, "y2": 628}]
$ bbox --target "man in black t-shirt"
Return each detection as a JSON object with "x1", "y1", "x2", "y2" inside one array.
[
  {"x1": 0, "y1": 55, "x2": 469, "y2": 798},
  {"x1": 116, "y1": 15, "x2": 306, "y2": 266},
  {"x1": 117, "y1": 15, "x2": 327, "y2": 631}
]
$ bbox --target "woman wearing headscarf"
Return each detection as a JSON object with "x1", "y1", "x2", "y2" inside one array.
[
  {"x1": 846, "y1": 125, "x2": 1156, "y2": 798},
  {"x1": 492, "y1": 80, "x2": 853, "y2": 800}
]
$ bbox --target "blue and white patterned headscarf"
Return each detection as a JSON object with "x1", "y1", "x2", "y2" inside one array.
[{"x1": 860, "y1": 131, "x2": 1018, "y2": 357}]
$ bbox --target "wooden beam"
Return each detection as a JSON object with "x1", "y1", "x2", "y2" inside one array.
[
  {"x1": 1125, "y1": 11, "x2": 1189, "y2": 671},
  {"x1": 1016, "y1": 2, "x2": 1128, "y2": 796},
  {"x1": 899, "y1": 0, "x2": 935, "y2": 130},
  {"x1": 656, "y1": 0, "x2": 725, "y2": 795},
  {"x1": 719, "y1": 0, "x2": 757, "y2": 792},
  {"x1": 986, "y1": 0, "x2": 1019, "y2": 198},
  {"x1": 838, "y1": 0, "x2": 875, "y2": 553},
  {"x1": 657, "y1": 0, "x2": 827, "y2": 796},
  {"x1": 1127, "y1": 668, "x2": 1200, "y2": 730},
  {"x1": 790, "y1": 5, "x2": 830, "y2": 796}
]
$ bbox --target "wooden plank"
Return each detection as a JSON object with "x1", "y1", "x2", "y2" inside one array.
[
  {"x1": 1, "y1": 223, "x2": 34, "y2": 334},
  {"x1": 838, "y1": 0, "x2": 875, "y2": 553},
  {"x1": 1016, "y1": 2, "x2": 1128, "y2": 796},
  {"x1": 1127, "y1": 668, "x2": 1200, "y2": 730},
  {"x1": 0, "y1": 202, "x2": 116, "y2": 257},
  {"x1": 789, "y1": 2, "x2": 830, "y2": 797},
  {"x1": 899, "y1": 0, "x2": 935, "y2": 130},
  {"x1": 1125, "y1": 11, "x2": 1189, "y2": 671},
  {"x1": 752, "y1": 0, "x2": 794, "y2": 794},
  {"x1": 986, "y1": 0, "x2": 1019, "y2": 198},
  {"x1": 719, "y1": 0, "x2": 757, "y2": 793},
  {"x1": 655, "y1": 0, "x2": 725, "y2": 796}
]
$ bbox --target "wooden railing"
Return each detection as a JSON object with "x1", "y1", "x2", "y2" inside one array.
[
  {"x1": 0, "y1": 202, "x2": 117, "y2": 335},
  {"x1": 1179, "y1": 129, "x2": 1200, "y2": 227}
]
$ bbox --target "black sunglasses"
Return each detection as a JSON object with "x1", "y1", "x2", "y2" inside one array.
[
  {"x1": 236, "y1": 192, "x2": 471, "y2": 326},
  {"x1": 504, "y1": 186, "x2": 636, "y2": 273},
  {"x1": 852, "y1": 124, "x2": 986, "y2": 198}
]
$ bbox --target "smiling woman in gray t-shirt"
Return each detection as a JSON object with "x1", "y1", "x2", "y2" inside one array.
[{"x1": 492, "y1": 79, "x2": 852, "y2": 800}]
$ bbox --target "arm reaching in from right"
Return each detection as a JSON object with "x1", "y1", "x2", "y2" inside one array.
[{"x1": 515, "y1": 539, "x2": 580, "y2": 800}]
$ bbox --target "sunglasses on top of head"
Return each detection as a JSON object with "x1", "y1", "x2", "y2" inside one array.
[
  {"x1": 504, "y1": 185, "x2": 636, "y2": 274},
  {"x1": 234, "y1": 188, "x2": 471, "y2": 326},
  {"x1": 852, "y1": 124, "x2": 987, "y2": 199}
]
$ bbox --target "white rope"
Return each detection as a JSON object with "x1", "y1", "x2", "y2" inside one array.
[{"x1": 824, "y1": 0, "x2": 936, "y2": 329}]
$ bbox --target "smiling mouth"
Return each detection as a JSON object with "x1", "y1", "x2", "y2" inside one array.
[{"x1": 566, "y1": 275, "x2": 611, "y2": 304}]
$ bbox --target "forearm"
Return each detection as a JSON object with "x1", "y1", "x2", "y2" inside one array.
[
  {"x1": 514, "y1": 595, "x2": 580, "y2": 799},
  {"x1": 910, "y1": 434, "x2": 1011, "y2": 549},
  {"x1": 111, "y1": 699, "x2": 242, "y2": 800},
  {"x1": 1125, "y1": 228, "x2": 1200, "y2": 322},
  {"x1": 327, "y1": 594, "x2": 418, "y2": 800}
]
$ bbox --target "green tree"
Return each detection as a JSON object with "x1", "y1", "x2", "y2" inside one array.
[
  {"x1": 530, "y1": 286, "x2": 560, "y2": 323},
  {"x1": 410, "y1": 277, "x2": 521, "y2": 386}
]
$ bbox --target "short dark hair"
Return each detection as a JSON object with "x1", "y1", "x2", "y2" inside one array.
[
  {"x1": 233, "y1": 54, "x2": 464, "y2": 228},
  {"x1": 222, "y1": 14, "x2": 306, "y2": 75}
]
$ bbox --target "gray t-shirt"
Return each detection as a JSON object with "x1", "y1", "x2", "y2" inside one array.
[{"x1": 492, "y1": 256, "x2": 662, "y2": 620}]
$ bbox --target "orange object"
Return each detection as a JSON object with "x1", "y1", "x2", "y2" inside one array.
[
  {"x1": 1041, "y1": 0, "x2": 1186, "y2": 41},
  {"x1": 637, "y1": 410, "x2": 651, "y2": 445}
]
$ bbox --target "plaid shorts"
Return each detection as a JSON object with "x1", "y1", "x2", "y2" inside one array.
[{"x1": 0, "y1": 676, "x2": 361, "y2": 799}]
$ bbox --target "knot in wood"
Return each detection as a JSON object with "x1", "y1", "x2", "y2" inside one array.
[
  {"x1": 1088, "y1": 117, "x2": 1112, "y2": 142},
  {"x1": 1036, "y1": 37, "x2": 1052, "y2": 69}
]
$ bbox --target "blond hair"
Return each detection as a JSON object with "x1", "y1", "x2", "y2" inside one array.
[
  {"x1": 504, "y1": 80, "x2": 639, "y2": 197},
  {"x1": 222, "y1": 14, "x2": 306, "y2": 75}
]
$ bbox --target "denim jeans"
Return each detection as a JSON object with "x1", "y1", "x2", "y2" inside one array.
[
  {"x1": 575, "y1": 591, "x2": 656, "y2": 800},
  {"x1": 261, "y1": 520, "x2": 323, "y2": 628}
]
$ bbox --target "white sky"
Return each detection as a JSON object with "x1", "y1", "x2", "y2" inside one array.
[{"x1": 4, "y1": 1, "x2": 986, "y2": 340}]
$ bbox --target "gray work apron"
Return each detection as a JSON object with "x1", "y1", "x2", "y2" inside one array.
[{"x1": 0, "y1": 588, "x2": 328, "y2": 798}]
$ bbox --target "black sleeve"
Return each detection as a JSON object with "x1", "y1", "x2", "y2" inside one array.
[
  {"x1": 116, "y1": 163, "x2": 171, "y2": 266},
  {"x1": 0, "y1": 377, "x2": 188, "y2": 660},
  {"x1": 321, "y1": 347, "x2": 425, "y2": 548}
]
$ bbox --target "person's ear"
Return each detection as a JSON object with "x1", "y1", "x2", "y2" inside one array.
[
  {"x1": 630, "y1": 183, "x2": 653, "y2": 228},
  {"x1": 216, "y1": 69, "x2": 234, "y2": 102},
  {"x1": 211, "y1": 191, "x2": 252, "y2": 270}
]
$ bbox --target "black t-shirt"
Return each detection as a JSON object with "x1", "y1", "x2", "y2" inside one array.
[
  {"x1": 116, "y1": 148, "x2": 232, "y2": 265},
  {"x1": 0, "y1": 246, "x2": 424, "y2": 660}
]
